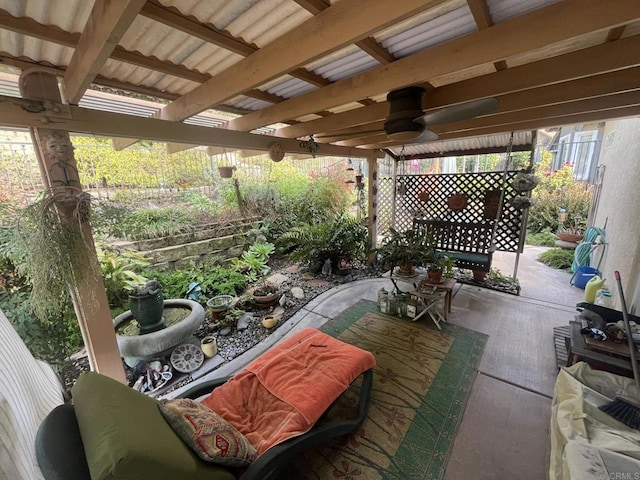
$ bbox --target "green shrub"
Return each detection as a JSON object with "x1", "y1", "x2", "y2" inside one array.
[
  {"x1": 230, "y1": 163, "x2": 352, "y2": 238},
  {"x1": 528, "y1": 165, "x2": 592, "y2": 233},
  {"x1": 180, "y1": 191, "x2": 219, "y2": 216},
  {"x1": 538, "y1": 248, "x2": 574, "y2": 270},
  {"x1": 97, "y1": 245, "x2": 149, "y2": 309},
  {"x1": 277, "y1": 214, "x2": 369, "y2": 271},
  {"x1": 526, "y1": 228, "x2": 557, "y2": 247},
  {"x1": 231, "y1": 242, "x2": 275, "y2": 282},
  {"x1": 110, "y1": 207, "x2": 193, "y2": 240},
  {"x1": 0, "y1": 224, "x2": 83, "y2": 370},
  {"x1": 143, "y1": 264, "x2": 247, "y2": 299}
]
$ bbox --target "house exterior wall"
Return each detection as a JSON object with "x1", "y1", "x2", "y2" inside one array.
[{"x1": 592, "y1": 117, "x2": 640, "y2": 314}]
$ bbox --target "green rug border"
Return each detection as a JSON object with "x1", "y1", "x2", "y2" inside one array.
[{"x1": 320, "y1": 299, "x2": 488, "y2": 480}]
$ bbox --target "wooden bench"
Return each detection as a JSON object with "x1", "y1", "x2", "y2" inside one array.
[{"x1": 413, "y1": 218, "x2": 494, "y2": 272}]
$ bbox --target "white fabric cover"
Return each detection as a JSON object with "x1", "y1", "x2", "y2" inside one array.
[
  {"x1": 0, "y1": 309, "x2": 64, "y2": 480},
  {"x1": 549, "y1": 362, "x2": 640, "y2": 480}
]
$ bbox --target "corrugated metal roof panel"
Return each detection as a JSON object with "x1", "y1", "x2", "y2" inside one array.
[
  {"x1": 391, "y1": 131, "x2": 533, "y2": 157},
  {"x1": 373, "y1": 0, "x2": 467, "y2": 44},
  {"x1": 488, "y1": 0, "x2": 561, "y2": 24},
  {"x1": 266, "y1": 77, "x2": 317, "y2": 98},
  {"x1": 232, "y1": 96, "x2": 273, "y2": 111},
  {"x1": 381, "y1": 6, "x2": 477, "y2": 58},
  {"x1": 312, "y1": 49, "x2": 379, "y2": 82}
]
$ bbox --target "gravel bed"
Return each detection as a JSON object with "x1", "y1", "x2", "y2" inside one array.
[{"x1": 62, "y1": 257, "x2": 380, "y2": 395}]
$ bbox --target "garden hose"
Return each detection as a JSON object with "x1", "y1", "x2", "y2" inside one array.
[{"x1": 570, "y1": 226, "x2": 606, "y2": 277}]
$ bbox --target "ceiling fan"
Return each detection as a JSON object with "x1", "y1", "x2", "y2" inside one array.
[{"x1": 316, "y1": 86, "x2": 499, "y2": 144}]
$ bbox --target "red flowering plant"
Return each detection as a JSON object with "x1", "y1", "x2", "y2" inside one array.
[{"x1": 528, "y1": 165, "x2": 592, "y2": 233}]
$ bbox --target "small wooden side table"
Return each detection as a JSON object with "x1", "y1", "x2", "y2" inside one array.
[{"x1": 418, "y1": 277, "x2": 456, "y2": 320}]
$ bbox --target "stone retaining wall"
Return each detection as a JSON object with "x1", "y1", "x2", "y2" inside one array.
[{"x1": 115, "y1": 216, "x2": 261, "y2": 270}]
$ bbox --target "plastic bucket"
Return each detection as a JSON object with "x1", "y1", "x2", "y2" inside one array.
[{"x1": 572, "y1": 266, "x2": 600, "y2": 289}]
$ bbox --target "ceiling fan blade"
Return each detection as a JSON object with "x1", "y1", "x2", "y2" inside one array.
[
  {"x1": 407, "y1": 129, "x2": 439, "y2": 144},
  {"x1": 416, "y1": 97, "x2": 499, "y2": 126}
]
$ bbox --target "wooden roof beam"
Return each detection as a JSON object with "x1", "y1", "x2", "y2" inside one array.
[
  {"x1": 293, "y1": 0, "x2": 396, "y2": 64},
  {"x1": 140, "y1": 0, "x2": 330, "y2": 88},
  {"x1": 276, "y1": 33, "x2": 640, "y2": 140},
  {"x1": 227, "y1": 0, "x2": 640, "y2": 132},
  {"x1": 351, "y1": 94, "x2": 640, "y2": 148},
  {"x1": 0, "y1": 94, "x2": 380, "y2": 158},
  {"x1": 466, "y1": 0, "x2": 507, "y2": 70},
  {"x1": 363, "y1": 105, "x2": 640, "y2": 149},
  {"x1": 63, "y1": 0, "x2": 146, "y2": 104},
  {"x1": 157, "y1": 0, "x2": 439, "y2": 122}
]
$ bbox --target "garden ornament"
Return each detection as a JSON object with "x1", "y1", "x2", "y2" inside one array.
[
  {"x1": 186, "y1": 282, "x2": 202, "y2": 301},
  {"x1": 511, "y1": 172, "x2": 540, "y2": 192},
  {"x1": 510, "y1": 195, "x2": 535, "y2": 209}
]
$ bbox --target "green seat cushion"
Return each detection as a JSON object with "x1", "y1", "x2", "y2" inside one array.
[
  {"x1": 441, "y1": 251, "x2": 491, "y2": 265},
  {"x1": 71, "y1": 372, "x2": 235, "y2": 480}
]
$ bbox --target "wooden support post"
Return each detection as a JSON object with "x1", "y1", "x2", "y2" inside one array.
[
  {"x1": 19, "y1": 69, "x2": 125, "y2": 383},
  {"x1": 367, "y1": 152, "x2": 378, "y2": 250}
]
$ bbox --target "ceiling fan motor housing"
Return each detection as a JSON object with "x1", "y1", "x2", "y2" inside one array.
[{"x1": 384, "y1": 86, "x2": 426, "y2": 141}]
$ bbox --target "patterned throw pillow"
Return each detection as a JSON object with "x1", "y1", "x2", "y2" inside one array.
[{"x1": 158, "y1": 399, "x2": 257, "y2": 467}]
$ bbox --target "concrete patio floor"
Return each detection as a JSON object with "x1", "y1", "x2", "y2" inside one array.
[{"x1": 170, "y1": 246, "x2": 586, "y2": 479}]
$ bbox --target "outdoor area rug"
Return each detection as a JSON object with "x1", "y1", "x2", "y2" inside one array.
[{"x1": 286, "y1": 299, "x2": 488, "y2": 480}]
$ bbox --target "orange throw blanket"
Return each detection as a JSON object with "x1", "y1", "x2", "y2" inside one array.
[{"x1": 202, "y1": 328, "x2": 375, "y2": 455}]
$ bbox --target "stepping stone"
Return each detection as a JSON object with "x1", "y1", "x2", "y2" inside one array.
[
  {"x1": 266, "y1": 273, "x2": 289, "y2": 288},
  {"x1": 219, "y1": 326, "x2": 232, "y2": 336},
  {"x1": 284, "y1": 265, "x2": 302, "y2": 274},
  {"x1": 306, "y1": 278, "x2": 330, "y2": 288},
  {"x1": 236, "y1": 313, "x2": 253, "y2": 330},
  {"x1": 291, "y1": 287, "x2": 305, "y2": 299}
]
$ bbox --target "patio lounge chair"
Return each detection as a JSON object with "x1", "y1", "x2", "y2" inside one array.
[{"x1": 35, "y1": 328, "x2": 375, "y2": 480}]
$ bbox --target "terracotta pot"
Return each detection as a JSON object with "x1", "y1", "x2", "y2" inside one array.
[
  {"x1": 253, "y1": 291, "x2": 281, "y2": 306},
  {"x1": 557, "y1": 232, "x2": 583, "y2": 243},
  {"x1": 397, "y1": 261, "x2": 414, "y2": 276},
  {"x1": 427, "y1": 269, "x2": 443, "y2": 283},
  {"x1": 472, "y1": 270, "x2": 486, "y2": 282}
]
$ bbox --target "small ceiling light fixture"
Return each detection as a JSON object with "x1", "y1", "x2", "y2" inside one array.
[{"x1": 299, "y1": 135, "x2": 319, "y2": 157}]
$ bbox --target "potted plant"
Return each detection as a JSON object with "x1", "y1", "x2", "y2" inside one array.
[
  {"x1": 376, "y1": 228, "x2": 433, "y2": 276},
  {"x1": 129, "y1": 279, "x2": 165, "y2": 334},
  {"x1": 252, "y1": 281, "x2": 281, "y2": 306},
  {"x1": 277, "y1": 214, "x2": 368, "y2": 273},
  {"x1": 557, "y1": 216, "x2": 586, "y2": 243},
  {"x1": 427, "y1": 252, "x2": 448, "y2": 283},
  {"x1": 217, "y1": 165, "x2": 236, "y2": 178}
]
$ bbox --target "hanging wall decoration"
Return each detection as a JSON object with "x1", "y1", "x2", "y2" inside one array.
[
  {"x1": 447, "y1": 193, "x2": 467, "y2": 211},
  {"x1": 417, "y1": 191, "x2": 430, "y2": 203}
]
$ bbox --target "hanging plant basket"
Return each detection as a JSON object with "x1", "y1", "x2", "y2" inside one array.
[
  {"x1": 218, "y1": 166, "x2": 235, "y2": 178},
  {"x1": 510, "y1": 195, "x2": 535, "y2": 209},
  {"x1": 511, "y1": 172, "x2": 540, "y2": 192}
]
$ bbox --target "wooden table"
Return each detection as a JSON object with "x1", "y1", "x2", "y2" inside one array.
[{"x1": 568, "y1": 321, "x2": 636, "y2": 376}]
